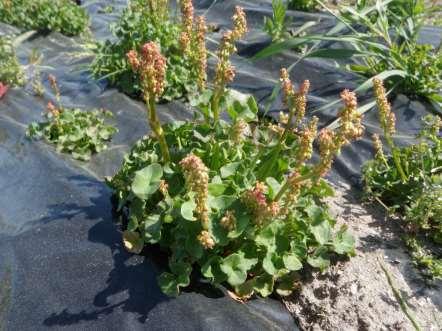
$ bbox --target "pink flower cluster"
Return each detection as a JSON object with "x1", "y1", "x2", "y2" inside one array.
[
  {"x1": 214, "y1": 6, "x2": 248, "y2": 90},
  {"x1": 179, "y1": 0, "x2": 207, "y2": 89},
  {"x1": 242, "y1": 182, "x2": 280, "y2": 226},
  {"x1": 126, "y1": 42, "x2": 167, "y2": 101},
  {"x1": 314, "y1": 89, "x2": 364, "y2": 177},
  {"x1": 280, "y1": 68, "x2": 310, "y2": 127}
]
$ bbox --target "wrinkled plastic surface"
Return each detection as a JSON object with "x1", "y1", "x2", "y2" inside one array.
[{"x1": 0, "y1": 0, "x2": 441, "y2": 330}]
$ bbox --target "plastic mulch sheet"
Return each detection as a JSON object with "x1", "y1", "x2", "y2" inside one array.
[{"x1": 0, "y1": 0, "x2": 440, "y2": 330}]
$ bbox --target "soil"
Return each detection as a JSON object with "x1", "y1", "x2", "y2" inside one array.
[{"x1": 284, "y1": 182, "x2": 442, "y2": 331}]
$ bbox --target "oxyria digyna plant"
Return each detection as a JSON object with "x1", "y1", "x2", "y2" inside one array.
[
  {"x1": 91, "y1": 0, "x2": 208, "y2": 101},
  {"x1": 109, "y1": 5, "x2": 363, "y2": 298}
]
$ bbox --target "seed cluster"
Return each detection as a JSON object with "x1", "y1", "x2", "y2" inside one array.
[
  {"x1": 214, "y1": 6, "x2": 247, "y2": 90},
  {"x1": 280, "y1": 68, "x2": 310, "y2": 127},
  {"x1": 180, "y1": 154, "x2": 209, "y2": 227},
  {"x1": 159, "y1": 179, "x2": 169, "y2": 196},
  {"x1": 179, "y1": 0, "x2": 207, "y2": 90},
  {"x1": 315, "y1": 89, "x2": 364, "y2": 177},
  {"x1": 372, "y1": 133, "x2": 385, "y2": 161},
  {"x1": 297, "y1": 116, "x2": 318, "y2": 164},
  {"x1": 197, "y1": 230, "x2": 215, "y2": 249},
  {"x1": 126, "y1": 42, "x2": 167, "y2": 102},
  {"x1": 373, "y1": 78, "x2": 396, "y2": 137},
  {"x1": 220, "y1": 210, "x2": 236, "y2": 231},
  {"x1": 242, "y1": 182, "x2": 280, "y2": 226},
  {"x1": 231, "y1": 119, "x2": 249, "y2": 144},
  {"x1": 47, "y1": 101, "x2": 60, "y2": 117}
]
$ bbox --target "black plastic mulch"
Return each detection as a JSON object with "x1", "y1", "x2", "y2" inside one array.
[{"x1": 0, "y1": 1, "x2": 441, "y2": 330}]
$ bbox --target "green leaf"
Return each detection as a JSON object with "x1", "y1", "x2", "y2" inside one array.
[
  {"x1": 157, "y1": 272, "x2": 180, "y2": 297},
  {"x1": 355, "y1": 70, "x2": 407, "y2": 93},
  {"x1": 228, "y1": 202, "x2": 251, "y2": 239},
  {"x1": 220, "y1": 252, "x2": 258, "y2": 286},
  {"x1": 201, "y1": 256, "x2": 227, "y2": 283},
  {"x1": 310, "y1": 179, "x2": 335, "y2": 198},
  {"x1": 252, "y1": 38, "x2": 308, "y2": 60},
  {"x1": 310, "y1": 219, "x2": 331, "y2": 245},
  {"x1": 234, "y1": 279, "x2": 255, "y2": 298},
  {"x1": 246, "y1": 96, "x2": 259, "y2": 114},
  {"x1": 143, "y1": 213, "x2": 162, "y2": 244},
  {"x1": 255, "y1": 221, "x2": 289, "y2": 253},
  {"x1": 131, "y1": 163, "x2": 163, "y2": 200},
  {"x1": 266, "y1": 177, "x2": 281, "y2": 200},
  {"x1": 262, "y1": 251, "x2": 284, "y2": 275},
  {"x1": 333, "y1": 225, "x2": 355, "y2": 255},
  {"x1": 181, "y1": 199, "x2": 196, "y2": 221},
  {"x1": 307, "y1": 248, "x2": 330, "y2": 271},
  {"x1": 208, "y1": 195, "x2": 235, "y2": 211},
  {"x1": 128, "y1": 198, "x2": 145, "y2": 231},
  {"x1": 276, "y1": 272, "x2": 298, "y2": 296},
  {"x1": 220, "y1": 162, "x2": 241, "y2": 178},
  {"x1": 169, "y1": 260, "x2": 192, "y2": 287},
  {"x1": 208, "y1": 183, "x2": 226, "y2": 196},
  {"x1": 306, "y1": 48, "x2": 370, "y2": 59},
  {"x1": 283, "y1": 253, "x2": 303, "y2": 271},
  {"x1": 253, "y1": 274, "x2": 274, "y2": 297}
]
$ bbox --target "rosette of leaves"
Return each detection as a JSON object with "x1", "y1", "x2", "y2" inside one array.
[
  {"x1": 27, "y1": 106, "x2": 118, "y2": 161},
  {"x1": 0, "y1": 36, "x2": 25, "y2": 87},
  {"x1": 91, "y1": 0, "x2": 197, "y2": 101},
  {"x1": 0, "y1": 0, "x2": 89, "y2": 36},
  {"x1": 363, "y1": 115, "x2": 442, "y2": 279},
  {"x1": 109, "y1": 91, "x2": 356, "y2": 298}
]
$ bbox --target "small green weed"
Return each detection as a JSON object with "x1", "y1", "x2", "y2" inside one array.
[
  {"x1": 27, "y1": 75, "x2": 118, "y2": 161},
  {"x1": 0, "y1": 0, "x2": 89, "y2": 36},
  {"x1": 0, "y1": 36, "x2": 24, "y2": 87},
  {"x1": 91, "y1": 0, "x2": 206, "y2": 101},
  {"x1": 363, "y1": 78, "x2": 442, "y2": 279}
]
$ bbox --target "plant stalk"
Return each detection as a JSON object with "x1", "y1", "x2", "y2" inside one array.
[
  {"x1": 148, "y1": 97, "x2": 170, "y2": 163},
  {"x1": 274, "y1": 172, "x2": 312, "y2": 202},
  {"x1": 386, "y1": 135, "x2": 407, "y2": 182},
  {"x1": 211, "y1": 88, "x2": 221, "y2": 124}
]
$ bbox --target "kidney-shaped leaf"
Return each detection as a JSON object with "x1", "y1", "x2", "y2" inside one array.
[
  {"x1": 131, "y1": 163, "x2": 163, "y2": 200},
  {"x1": 220, "y1": 252, "x2": 258, "y2": 286}
]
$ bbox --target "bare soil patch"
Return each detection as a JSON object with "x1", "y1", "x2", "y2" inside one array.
[{"x1": 284, "y1": 183, "x2": 442, "y2": 331}]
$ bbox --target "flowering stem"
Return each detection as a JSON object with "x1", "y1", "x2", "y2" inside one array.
[
  {"x1": 273, "y1": 172, "x2": 312, "y2": 202},
  {"x1": 147, "y1": 97, "x2": 170, "y2": 163},
  {"x1": 385, "y1": 135, "x2": 407, "y2": 183},
  {"x1": 279, "y1": 110, "x2": 295, "y2": 146},
  {"x1": 211, "y1": 88, "x2": 222, "y2": 124}
]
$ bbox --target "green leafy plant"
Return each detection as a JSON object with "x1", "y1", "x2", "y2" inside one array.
[
  {"x1": 363, "y1": 78, "x2": 442, "y2": 279},
  {"x1": 255, "y1": 0, "x2": 442, "y2": 105},
  {"x1": 27, "y1": 75, "x2": 118, "y2": 161},
  {"x1": 264, "y1": 0, "x2": 290, "y2": 42},
  {"x1": 91, "y1": 0, "x2": 207, "y2": 101},
  {"x1": 109, "y1": 7, "x2": 361, "y2": 298},
  {"x1": 0, "y1": 36, "x2": 25, "y2": 87},
  {"x1": 0, "y1": 0, "x2": 89, "y2": 36},
  {"x1": 288, "y1": 0, "x2": 318, "y2": 12}
]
